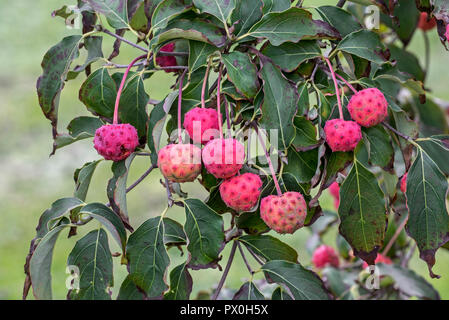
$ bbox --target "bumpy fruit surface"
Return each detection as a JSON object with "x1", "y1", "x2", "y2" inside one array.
[
  {"x1": 312, "y1": 245, "x2": 340, "y2": 268},
  {"x1": 347, "y1": 88, "x2": 388, "y2": 127},
  {"x1": 202, "y1": 138, "x2": 245, "y2": 179},
  {"x1": 158, "y1": 143, "x2": 202, "y2": 183},
  {"x1": 363, "y1": 254, "x2": 392, "y2": 268},
  {"x1": 93, "y1": 124, "x2": 139, "y2": 161},
  {"x1": 400, "y1": 172, "x2": 408, "y2": 194},
  {"x1": 324, "y1": 119, "x2": 362, "y2": 152},
  {"x1": 183, "y1": 107, "x2": 220, "y2": 144},
  {"x1": 418, "y1": 12, "x2": 436, "y2": 31},
  {"x1": 219, "y1": 173, "x2": 262, "y2": 212},
  {"x1": 156, "y1": 43, "x2": 177, "y2": 73},
  {"x1": 446, "y1": 25, "x2": 449, "y2": 42},
  {"x1": 260, "y1": 192, "x2": 307, "y2": 234},
  {"x1": 329, "y1": 182, "x2": 340, "y2": 210}
]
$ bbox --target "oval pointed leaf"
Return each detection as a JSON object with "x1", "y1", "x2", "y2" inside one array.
[
  {"x1": 405, "y1": 147, "x2": 449, "y2": 278},
  {"x1": 164, "y1": 262, "x2": 193, "y2": 300},
  {"x1": 152, "y1": 0, "x2": 193, "y2": 31},
  {"x1": 192, "y1": 0, "x2": 235, "y2": 23},
  {"x1": 336, "y1": 30, "x2": 388, "y2": 64},
  {"x1": 222, "y1": 52, "x2": 259, "y2": 99},
  {"x1": 74, "y1": 160, "x2": 102, "y2": 201},
  {"x1": 163, "y1": 217, "x2": 187, "y2": 246},
  {"x1": 262, "y1": 260, "x2": 330, "y2": 300},
  {"x1": 67, "y1": 229, "x2": 113, "y2": 300},
  {"x1": 238, "y1": 235, "x2": 298, "y2": 262},
  {"x1": 85, "y1": 0, "x2": 129, "y2": 29},
  {"x1": 231, "y1": 0, "x2": 263, "y2": 36},
  {"x1": 54, "y1": 116, "x2": 104, "y2": 151},
  {"x1": 233, "y1": 281, "x2": 265, "y2": 300},
  {"x1": 362, "y1": 125, "x2": 394, "y2": 168},
  {"x1": 188, "y1": 40, "x2": 217, "y2": 73},
  {"x1": 117, "y1": 275, "x2": 147, "y2": 300},
  {"x1": 126, "y1": 216, "x2": 170, "y2": 297},
  {"x1": 183, "y1": 199, "x2": 225, "y2": 269},
  {"x1": 339, "y1": 159, "x2": 387, "y2": 265},
  {"x1": 316, "y1": 6, "x2": 362, "y2": 37},
  {"x1": 247, "y1": 8, "x2": 339, "y2": 46}
]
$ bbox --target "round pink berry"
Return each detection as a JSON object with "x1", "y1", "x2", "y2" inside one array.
[
  {"x1": 347, "y1": 88, "x2": 388, "y2": 127},
  {"x1": 312, "y1": 245, "x2": 340, "y2": 269},
  {"x1": 219, "y1": 173, "x2": 262, "y2": 212},
  {"x1": 202, "y1": 138, "x2": 245, "y2": 179},
  {"x1": 324, "y1": 119, "x2": 362, "y2": 152},
  {"x1": 183, "y1": 107, "x2": 220, "y2": 144},
  {"x1": 158, "y1": 143, "x2": 202, "y2": 183},
  {"x1": 93, "y1": 124, "x2": 139, "y2": 161}
]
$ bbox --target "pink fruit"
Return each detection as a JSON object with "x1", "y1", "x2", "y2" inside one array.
[
  {"x1": 418, "y1": 12, "x2": 436, "y2": 31},
  {"x1": 219, "y1": 173, "x2": 262, "y2": 212},
  {"x1": 324, "y1": 119, "x2": 362, "y2": 152},
  {"x1": 93, "y1": 124, "x2": 139, "y2": 161},
  {"x1": 347, "y1": 88, "x2": 388, "y2": 127},
  {"x1": 312, "y1": 245, "x2": 340, "y2": 268},
  {"x1": 156, "y1": 43, "x2": 178, "y2": 73},
  {"x1": 363, "y1": 254, "x2": 392, "y2": 268},
  {"x1": 158, "y1": 143, "x2": 202, "y2": 183},
  {"x1": 329, "y1": 182, "x2": 340, "y2": 210},
  {"x1": 202, "y1": 138, "x2": 245, "y2": 179},
  {"x1": 260, "y1": 192, "x2": 307, "y2": 234},
  {"x1": 400, "y1": 172, "x2": 408, "y2": 194},
  {"x1": 183, "y1": 107, "x2": 220, "y2": 144},
  {"x1": 446, "y1": 24, "x2": 449, "y2": 42}
]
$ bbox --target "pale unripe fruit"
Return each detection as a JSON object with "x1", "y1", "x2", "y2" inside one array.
[
  {"x1": 93, "y1": 124, "x2": 139, "y2": 161},
  {"x1": 183, "y1": 107, "x2": 220, "y2": 144},
  {"x1": 158, "y1": 144, "x2": 202, "y2": 183},
  {"x1": 260, "y1": 192, "x2": 307, "y2": 234},
  {"x1": 347, "y1": 88, "x2": 388, "y2": 127},
  {"x1": 202, "y1": 138, "x2": 245, "y2": 179},
  {"x1": 312, "y1": 245, "x2": 340, "y2": 268},
  {"x1": 219, "y1": 173, "x2": 262, "y2": 212},
  {"x1": 324, "y1": 119, "x2": 362, "y2": 152}
]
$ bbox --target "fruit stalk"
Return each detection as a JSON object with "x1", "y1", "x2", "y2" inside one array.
[
  {"x1": 178, "y1": 69, "x2": 187, "y2": 143},
  {"x1": 335, "y1": 73, "x2": 358, "y2": 94},
  {"x1": 256, "y1": 128, "x2": 282, "y2": 196},
  {"x1": 201, "y1": 59, "x2": 211, "y2": 108},
  {"x1": 325, "y1": 57, "x2": 344, "y2": 120},
  {"x1": 216, "y1": 64, "x2": 224, "y2": 139},
  {"x1": 113, "y1": 54, "x2": 147, "y2": 124}
]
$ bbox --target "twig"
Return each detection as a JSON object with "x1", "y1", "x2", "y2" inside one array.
[
  {"x1": 401, "y1": 243, "x2": 416, "y2": 268},
  {"x1": 382, "y1": 217, "x2": 408, "y2": 256},
  {"x1": 159, "y1": 51, "x2": 189, "y2": 57},
  {"x1": 164, "y1": 177, "x2": 174, "y2": 207},
  {"x1": 325, "y1": 57, "x2": 344, "y2": 119},
  {"x1": 382, "y1": 122, "x2": 412, "y2": 141},
  {"x1": 237, "y1": 242, "x2": 254, "y2": 274},
  {"x1": 423, "y1": 31, "x2": 430, "y2": 81},
  {"x1": 335, "y1": 73, "x2": 358, "y2": 94},
  {"x1": 101, "y1": 28, "x2": 148, "y2": 53},
  {"x1": 337, "y1": 0, "x2": 346, "y2": 7},
  {"x1": 157, "y1": 66, "x2": 189, "y2": 71},
  {"x1": 211, "y1": 241, "x2": 238, "y2": 300},
  {"x1": 126, "y1": 165, "x2": 156, "y2": 193},
  {"x1": 245, "y1": 246, "x2": 265, "y2": 266}
]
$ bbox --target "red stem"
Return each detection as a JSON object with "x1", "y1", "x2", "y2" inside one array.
[
  {"x1": 256, "y1": 129, "x2": 282, "y2": 196},
  {"x1": 335, "y1": 73, "x2": 358, "y2": 94},
  {"x1": 178, "y1": 70, "x2": 187, "y2": 143},
  {"x1": 113, "y1": 55, "x2": 147, "y2": 124},
  {"x1": 325, "y1": 57, "x2": 344, "y2": 120},
  {"x1": 201, "y1": 60, "x2": 211, "y2": 108},
  {"x1": 217, "y1": 65, "x2": 223, "y2": 139}
]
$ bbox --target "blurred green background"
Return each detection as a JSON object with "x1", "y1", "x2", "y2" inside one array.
[{"x1": 0, "y1": 0, "x2": 448, "y2": 300}]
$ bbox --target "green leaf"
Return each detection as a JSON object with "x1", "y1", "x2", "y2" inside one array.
[
  {"x1": 183, "y1": 199, "x2": 225, "y2": 269},
  {"x1": 86, "y1": 0, "x2": 129, "y2": 29},
  {"x1": 30, "y1": 221, "x2": 69, "y2": 300},
  {"x1": 54, "y1": 116, "x2": 104, "y2": 151},
  {"x1": 230, "y1": 0, "x2": 263, "y2": 36},
  {"x1": 192, "y1": 0, "x2": 235, "y2": 24},
  {"x1": 107, "y1": 154, "x2": 136, "y2": 229},
  {"x1": 293, "y1": 117, "x2": 318, "y2": 148},
  {"x1": 152, "y1": 18, "x2": 227, "y2": 47},
  {"x1": 74, "y1": 160, "x2": 102, "y2": 201},
  {"x1": 362, "y1": 125, "x2": 394, "y2": 168},
  {"x1": 387, "y1": 44, "x2": 425, "y2": 82},
  {"x1": 373, "y1": 62, "x2": 425, "y2": 96},
  {"x1": 262, "y1": 260, "x2": 330, "y2": 300},
  {"x1": 233, "y1": 282, "x2": 265, "y2": 300},
  {"x1": 67, "y1": 229, "x2": 113, "y2": 300},
  {"x1": 322, "y1": 151, "x2": 353, "y2": 187},
  {"x1": 236, "y1": 211, "x2": 269, "y2": 235},
  {"x1": 222, "y1": 52, "x2": 259, "y2": 99},
  {"x1": 148, "y1": 100, "x2": 169, "y2": 165},
  {"x1": 163, "y1": 217, "x2": 187, "y2": 246},
  {"x1": 337, "y1": 30, "x2": 388, "y2": 64},
  {"x1": 247, "y1": 8, "x2": 339, "y2": 46},
  {"x1": 405, "y1": 147, "x2": 449, "y2": 278},
  {"x1": 271, "y1": 286, "x2": 293, "y2": 300},
  {"x1": 79, "y1": 203, "x2": 127, "y2": 253},
  {"x1": 36, "y1": 198, "x2": 85, "y2": 238},
  {"x1": 416, "y1": 136, "x2": 449, "y2": 175},
  {"x1": 259, "y1": 60, "x2": 298, "y2": 150},
  {"x1": 116, "y1": 72, "x2": 149, "y2": 138},
  {"x1": 377, "y1": 263, "x2": 440, "y2": 300},
  {"x1": 380, "y1": 0, "x2": 419, "y2": 46},
  {"x1": 126, "y1": 216, "x2": 170, "y2": 296},
  {"x1": 322, "y1": 267, "x2": 356, "y2": 300},
  {"x1": 238, "y1": 235, "x2": 298, "y2": 262},
  {"x1": 69, "y1": 36, "x2": 104, "y2": 79},
  {"x1": 284, "y1": 147, "x2": 319, "y2": 184},
  {"x1": 415, "y1": 99, "x2": 449, "y2": 136},
  {"x1": 316, "y1": 6, "x2": 362, "y2": 37},
  {"x1": 117, "y1": 275, "x2": 146, "y2": 300},
  {"x1": 262, "y1": 0, "x2": 290, "y2": 14},
  {"x1": 164, "y1": 262, "x2": 193, "y2": 299},
  {"x1": 37, "y1": 35, "x2": 82, "y2": 134},
  {"x1": 338, "y1": 159, "x2": 387, "y2": 265},
  {"x1": 188, "y1": 40, "x2": 217, "y2": 73},
  {"x1": 261, "y1": 41, "x2": 321, "y2": 73},
  {"x1": 79, "y1": 67, "x2": 117, "y2": 119},
  {"x1": 152, "y1": 0, "x2": 193, "y2": 31}
]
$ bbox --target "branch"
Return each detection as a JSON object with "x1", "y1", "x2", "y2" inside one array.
[
  {"x1": 126, "y1": 165, "x2": 156, "y2": 193},
  {"x1": 101, "y1": 27, "x2": 149, "y2": 53},
  {"x1": 382, "y1": 122, "x2": 413, "y2": 141},
  {"x1": 382, "y1": 216, "x2": 408, "y2": 256},
  {"x1": 237, "y1": 242, "x2": 254, "y2": 274},
  {"x1": 211, "y1": 241, "x2": 238, "y2": 300},
  {"x1": 337, "y1": 0, "x2": 346, "y2": 7}
]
